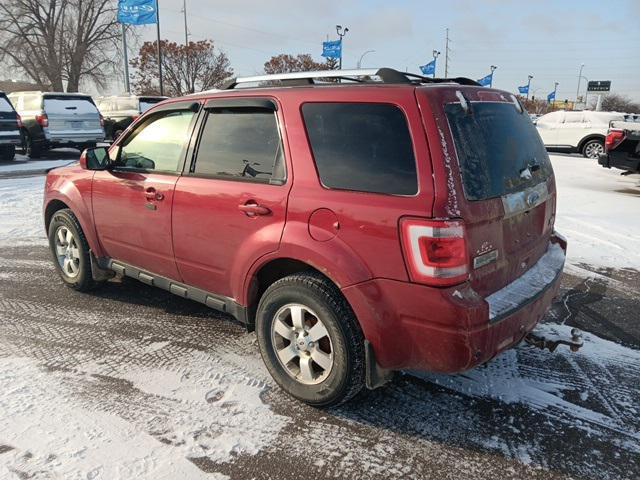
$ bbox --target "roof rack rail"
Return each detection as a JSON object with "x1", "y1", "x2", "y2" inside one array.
[{"x1": 221, "y1": 67, "x2": 480, "y2": 90}]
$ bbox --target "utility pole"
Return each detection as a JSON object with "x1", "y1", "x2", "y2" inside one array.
[
  {"x1": 121, "y1": 24, "x2": 130, "y2": 93},
  {"x1": 182, "y1": 0, "x2": 189, "y2": 45},
  {"x1": 526, "y1": 74, "x2": 533, "y2": 100},
  {"x1": 444, "y1": 28, "x2": 451, "y2": 77},
  {"x1": 336, "y1": 25, "x2": 349, "y2": 70},
  {"x1": 156, "y1": 0, "x2": 164, "y2": 96}
]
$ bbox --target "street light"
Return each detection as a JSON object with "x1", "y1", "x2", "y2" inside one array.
[
  {"x1": 336, "y1": 25, "x2": 349, "y2": 70},
  {"x1": 432, "y1": 50, "x2": 441, "y2": 77},
  {"x1": 526, "y1": 74, "x2": 533, "y2": 100},
  {"x1": 490, "y1": 65, "x2": 497, "y2": 87},
  {"x1": 357, "y1": 50, "x2": 375, "y2": 69}
]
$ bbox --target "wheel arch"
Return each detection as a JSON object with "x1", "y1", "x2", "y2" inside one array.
[{"x1": 578, "y1": 134, "x2": 605, "y2": 153}]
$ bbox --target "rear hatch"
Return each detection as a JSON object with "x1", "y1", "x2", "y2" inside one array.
[
  {"x1": 0, "y1": 94, "x2": 20, "y2": 139},
  {"x1": 43, "y1": 94, "x2": 103, "y2": 134},
  {"x1": 417, "y1": 86, "x2": 556, "y2": 297}
]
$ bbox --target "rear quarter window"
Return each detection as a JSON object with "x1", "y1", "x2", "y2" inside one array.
[
  {"x1": 446, "y1": 101, "x2": 552, "y2": 200},
  {"x1": 0, "y1": 96, "x2": 14, "y2": 113},
  {"x1": 302, "y1": 103, "x2": 418, "y2": 196}
]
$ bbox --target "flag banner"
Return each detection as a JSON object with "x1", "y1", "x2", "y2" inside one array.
[
  {"x1": 477, "y1": 73, "x2": 493, "y2": 87},
  {"x1": 518, "y1": 85, "x2": 529, "y2": 94},
  {"x1": 118, "y1": 0, "x2": 158, "y2": 25},
  {"x1": 322, "y1": 40, "x2": 342, "y2": 58},
  {"x1": 547, "y1": 91, "x2": 556, "y2": 102},
  {"x1": 419, "y1": 60, "x2": 436, "y2": 76}
]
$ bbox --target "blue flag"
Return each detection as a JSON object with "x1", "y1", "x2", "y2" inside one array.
[
  {"x1": 477, "y1": 73, "x2": 493, "y2": 87},
  {"x1": 322, "y1": 40, "x2": 342, "y2": 59},
  {"x1": 419, "y1": 60, "x2": 436, "y2": 76},
  {"x1": 518, "y1": 85, "x2": 529, "y2": 95},
  {"x1": 547, "y1": 91, "x2": 556, "y2": 102},
  {"x1": 118, "y1": 0, "x2": 158, "y2": 25}
]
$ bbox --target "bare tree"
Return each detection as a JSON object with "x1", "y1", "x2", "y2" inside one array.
[
  {"x1": 130, "y1": 40, "x2": 233, "y2": 96},
  {"x1": 0, "y1": 0, "x2": 120, "y2": 92},
  {"x1": 589, "y1": 93, "x2": 640, "y2": 113}
]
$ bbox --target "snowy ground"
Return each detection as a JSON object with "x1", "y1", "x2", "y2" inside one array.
[{"x1": 0, "y1": 153, "x2": 638, "y2": 479}]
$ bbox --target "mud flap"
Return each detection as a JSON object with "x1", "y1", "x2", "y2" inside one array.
[
  {"x1": 90, "y1": 251, "x2": 115, "y2": 282},
  {"x1": 525, "y1": 327, "x2": 584, "y2": 353},
  {"x1": 365, "y1": 340, "x2": 394, "y2": 389}
]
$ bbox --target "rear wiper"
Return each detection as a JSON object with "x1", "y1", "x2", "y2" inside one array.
[{"x1": 519, "y1": 160, "x2": 540, "y2": 179}]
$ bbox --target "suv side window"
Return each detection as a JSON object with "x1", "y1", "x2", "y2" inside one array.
[
  {"x1": 117, "y1": 109, "x2": 195, "y2": 172},
  {"x1": 302, "y1": 103, "x2": 418, "y2": 195},
  {"x1": 192, "y1": 107, "x2": 285, "y2": 183}
]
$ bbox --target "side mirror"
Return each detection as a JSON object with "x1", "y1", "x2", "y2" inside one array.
[{"x1": 80, "y1": 147, "x2": 111, "y2": 170}]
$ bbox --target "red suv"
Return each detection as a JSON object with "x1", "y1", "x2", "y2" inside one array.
[{"x1": 44, "y1": 68, "x2": 566, "y2": 406}]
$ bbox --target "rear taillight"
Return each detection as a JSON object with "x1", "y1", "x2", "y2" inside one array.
[
  {"x1": 16, "y1": 114, "x2": 22, "y2": 129},
  {"x1": 605, "y1": 129, "x2": 626, "y2": 151},
  {"x1": 35, "y1": 113, "x2": 49, "y2": 127},
  {"x1": 99, "y1": 115, "x2": 104, "y2": 127},
  {"x1": 400, "y1": 218, "x2": 469, "y2": 287}
]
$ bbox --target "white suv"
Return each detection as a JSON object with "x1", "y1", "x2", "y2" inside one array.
[{"x1": 535, "y1": 110, "x2": 625, "y2": 159}]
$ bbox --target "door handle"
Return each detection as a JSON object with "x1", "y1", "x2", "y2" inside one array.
[
  {"x1": 238, "y1": 201, "x2": 271, "y2": 217},
  {"x1": 145, "y1": 187, "x2": 164, "y2": 201}
]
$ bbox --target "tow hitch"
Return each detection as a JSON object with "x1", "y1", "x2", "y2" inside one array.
[{"x1": 525, "y1": 328, "x2": 584, "y2": 353}]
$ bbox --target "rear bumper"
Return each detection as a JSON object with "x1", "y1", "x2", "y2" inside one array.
[
  {"x1": 342, "y1": 233, "x2": 567, "y2": 373},
  {"x1": 44, "y1": 129, "x2": 105, "y2": 145},
  {"x1": 0, "y1": 131, "x2": 21, "y2": 145},
  {"x1": 599, "y1": 152, "x2": 640, "y2": 173}
]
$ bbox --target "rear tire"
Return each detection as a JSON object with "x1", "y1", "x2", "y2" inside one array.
[
  {"x1": 582, "y1": 138, "x2": 604, "y2": 159},
  {"x1": 256, "y1": 271, "x2": 365, "y2": 407},
  {"x1": 0, "y1": 145, "x2": 15, "y2": 161},
  {"x1": 48, "y1": 209, "x2": 99, "y2": 292}
]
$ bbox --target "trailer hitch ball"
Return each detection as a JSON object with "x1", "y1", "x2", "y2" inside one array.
[{"x1": 524, "y1": 327, "x2": 584, "y2": 353}]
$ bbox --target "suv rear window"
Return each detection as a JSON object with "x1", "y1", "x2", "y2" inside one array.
[
  {"x1": 445, "y1": 102, "x2": 552, "y2": 200},
  {"x1": 302, "y1": 103, "x2": 418, "y2": 195},
  {"x1": 43, "y1": 96, "x2": 98, "y2": 115},
  {"x1": 0, "y1": 96, "x2": 14, "y2": 113}
]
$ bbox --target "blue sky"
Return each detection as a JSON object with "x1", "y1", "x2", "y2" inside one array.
[{"x1": 126, "y1": 0, "x2": 639, "y2": 101}]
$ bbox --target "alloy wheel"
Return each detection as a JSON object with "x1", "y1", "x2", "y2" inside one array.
[
  {"x1": 54, "y1": 226, "x2": 81, "y2": 278},
  {"x1": 271, "y1": 303, "x2": 334, "y2": 385}
]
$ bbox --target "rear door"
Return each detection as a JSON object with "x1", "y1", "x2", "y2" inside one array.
[
  {"x1": 43, "y1": 95, "x2": 103, "y2": 136},
  {"x1": 534, "y1": 111, "x2": 563, "y2": 146},
  {"x1": 171, "y1": 97, "x2": 290, "y2": 298},
  {"x1": 418, "y1": 88, "x2": 556, "y2": 297}
]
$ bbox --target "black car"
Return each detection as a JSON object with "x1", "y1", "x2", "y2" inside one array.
[
  {"x1": 96, "y1": 95, "x2": 167, "y2": 141},
  {"x1": 0, "y1": 91, "x2": 22, "y2": 161},
  {"x1": 599, "y1": 116, "x2": 640, "y2": 175}
]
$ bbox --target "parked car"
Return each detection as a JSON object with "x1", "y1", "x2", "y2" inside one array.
[
  {"x1": 43, "y1": 68, "x2": 567, "y2": 406},
  {"x1": 535, "y1": 110, "x2": 626, "y2": 159},
  {"x1": 598, "y1": 115, "x2": 640, "y2": 174},
  {"x1": 0, "y1": 91, "x2": 22, "y2": 161},
  {"x1": 96, "y1": 95, "x2": 167, "y2": 141},
  {"x1": 8, "y1": 91, "x2": 105, "y2": 158}
]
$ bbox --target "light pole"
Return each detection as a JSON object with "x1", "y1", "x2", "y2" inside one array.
[
  {"x1": 357, "y1": 50, "x2": 375, "y2": 69},
  {"x1": 526, "y1": 74, "x2": 533, "y2": 100},
  {"x1": 551, "y1": 82, "x2": 559, "y2": 106},
  {"x1": 580, "y1": 74, "x2": 589, "y2": 108},
  {"x1": 336, "y1": 25, "x2": 349, "y2": 70},
  {"x1": 576, "y1": 63, "x2": 584, "y2": 103},
  {"x1": 432, "y1": 50, "x2": 441, "y2": 78},
  {"x1": 490, "y1": 65, "x2": 497, "y2": 87}
]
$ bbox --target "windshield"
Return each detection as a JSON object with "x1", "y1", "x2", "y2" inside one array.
[{"x1": 445, "y1": 101, "x2": 553, "y2": 201}]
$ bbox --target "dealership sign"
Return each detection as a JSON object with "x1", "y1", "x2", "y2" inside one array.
[{"x1": 587, "y1": 81, "x2": 611, "y2": 92}]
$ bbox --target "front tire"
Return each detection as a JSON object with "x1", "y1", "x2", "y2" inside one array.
[
  {"x1": 256, "y1": 272, "x2": 365, "y2": 407},
  {"x1": 48, "y1": 209, "x2": 98, "y2": 292},
  {"x1": 582, "y1": 138, "x2": 604, "y2": 159}
]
